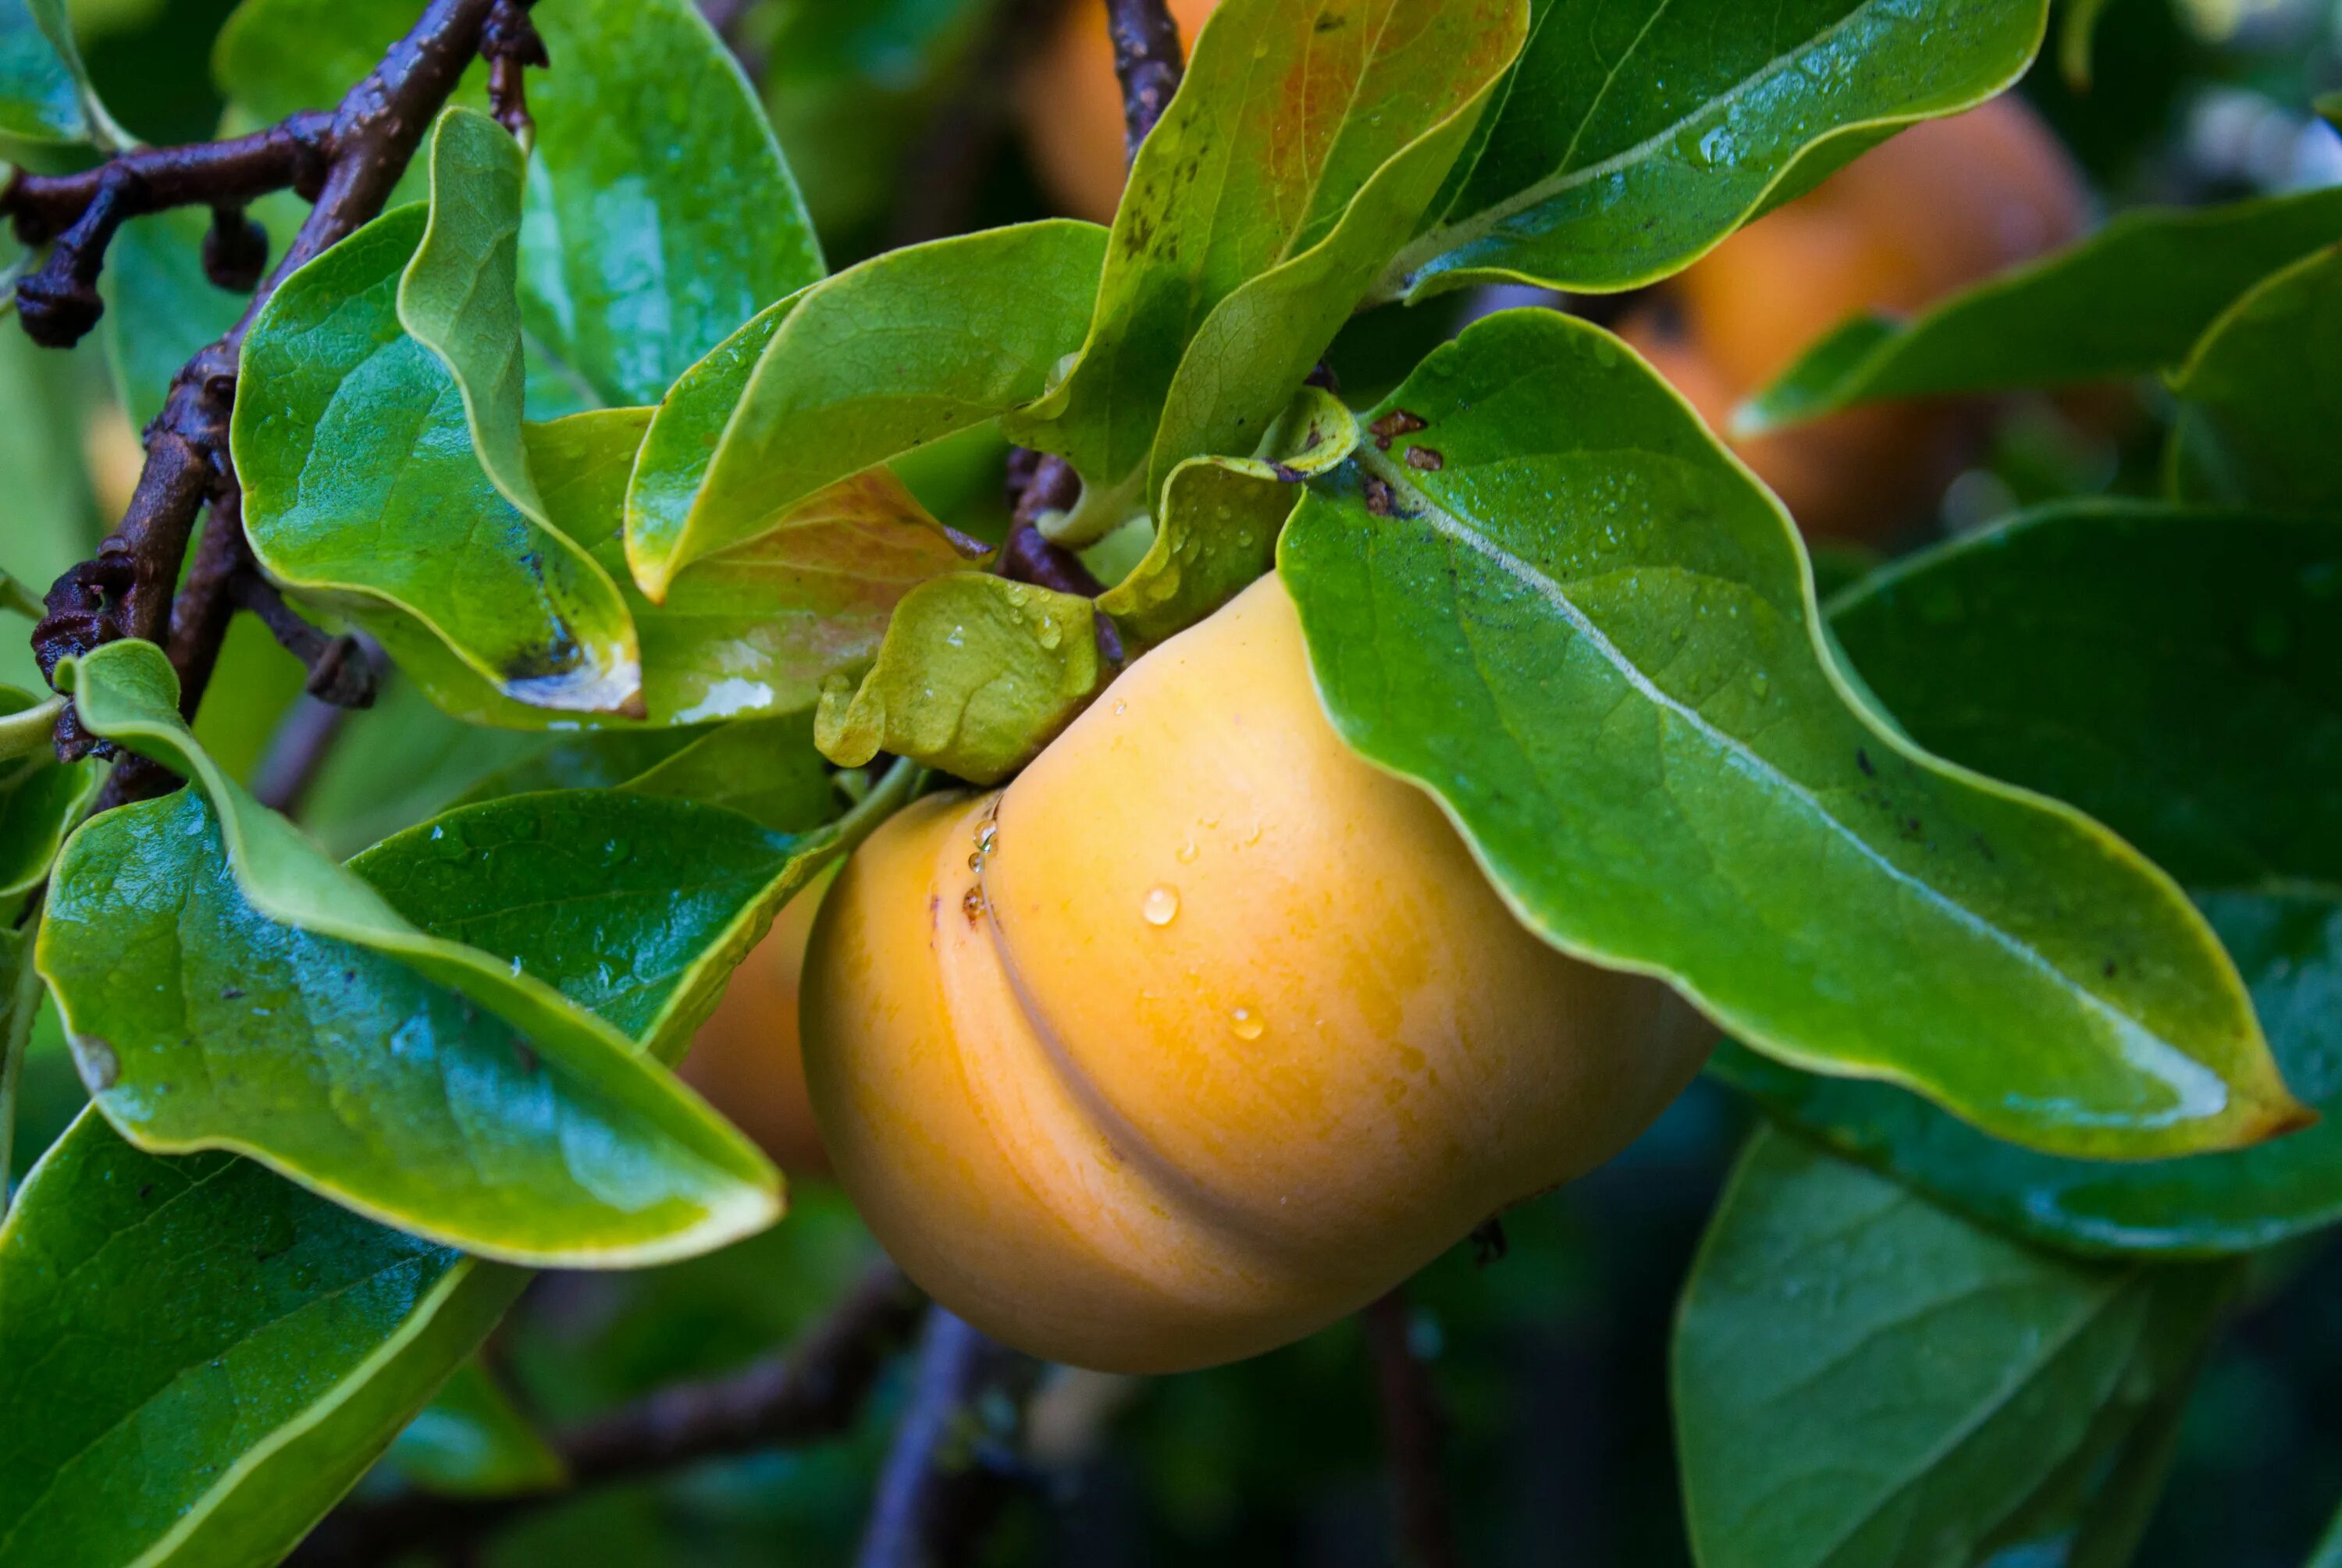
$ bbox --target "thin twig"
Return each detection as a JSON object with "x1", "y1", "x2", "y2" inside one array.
[
  {"x1": 481, "y1": 0, "x2": 548, "y2": 142},
  {"x1": 1104, "y1": 0, "x2": 1185, "y2": 160},
  {"x1": 1362, "y1": 1289, "x2": 1460, "y2": 1568},
  {"x1": 857, "y1": 1307, "x2": 1035, "y2": 1568},
  {"x1": 28, "y1": 0, "x2": 505, "y2": 802},
  {"x1": 289, "y1": 1261, "x2": 927, "y2": 1566}
]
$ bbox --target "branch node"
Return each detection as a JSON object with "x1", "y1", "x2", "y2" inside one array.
[
  {"x1": 202, "y1": 205, "x2": 270, "y2": 293},
  {"x1": 16, "y1": 162, "x2": 145, "y2": 347},
  {"x1": 483, "y1": 0, "x2": 549, "y2": 140}
]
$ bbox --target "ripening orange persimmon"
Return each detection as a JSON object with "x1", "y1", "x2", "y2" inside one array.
[
  {"x1": 685, "y1": 870, "x2": 834, "y2": 1175},
  {"x1": 1620, "y1": 95, "x2": 2088, "y2": 540},
  {"x1": 1016, "y1": 0, "x2": 1218, "y2": 223},
  {"x1": 799, "y1": 575, "x2": 1714, "y2": 1374}
]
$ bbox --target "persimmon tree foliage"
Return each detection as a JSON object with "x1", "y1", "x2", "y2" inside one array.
[{"x1": 0, "y1": 0, "x2": 2335, "y2": 1563}]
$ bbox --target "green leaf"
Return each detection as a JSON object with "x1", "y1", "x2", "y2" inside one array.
[
  {"x1": 393, "y1": 411, "x2": 981, "y2": 727},
  {"x1": 1740, "y1": 189, "x2": 2342, "y2": 435},
  {"x1": 618, "y1": 712, "x2": 839, "y2": 834},
  {"x1": 1099, "y1": 386, "x2": 1358, "y2": 652},
  {"x1": 2167, "y1": 243, "x2": 2342, "y2": 514},
  {"x1": 384, "y1": 1359, "x2": 565, "y2": 1498},
  {"x1": 0, "y1": 915, "x2": 42, "y2": 1197},
  {"x1": 0, "y1": 688, "x2": 61, "y2": 762},
  {"x1": 0, "y1": 1109, "x2": 525, "y2": 1568},
  {"x1": 1280, "y1": 309, "x2": 2298, "y2": 1159},
  {"x1": 0, "y1": 0, "x2": 130, "y2": 154},
  {"x1": 353, "y1": 788, "x2": 832, "y2": 1061},
  {"x1": 1675, "y1": 1127, "x2": 2233, "y2": 1568},
  {"x1": 0, "y1": 569, "x2": 38, "y2": 619},
  {"x1": 521, "y1": 0, "x2": 824, "y2": 408},
  {"x1": 0, "y1": 328, "x2": 101, "y2": 696},
  {"x1": 400, "y1": 106, "x2": 547, "y2": 526},
  {"x1": 101, "y1": 198, "x2": 301, "y2": 429},
  {"x1": 1718, "y1": 502, "x2": 2342, "y2": 1256},
  {"x1": 41, "y1": 639, "x2": 779, "y2": 1265},
  {"x1": 2059, "y1": 0, "x2": 2116, "y2": 87},
  {"x1": 1378, "y1": 0, "x2": 2050, "y2": 301},
  {"x1": 0, "y1": 702, "x2": 101, "y2": 908},
  {"x1": 1005, "y1": 0, "x2": 1526, "y2": 546},
  {"x1": 236, "y1": 204, "x2": 643, "y2": 716},
  {"x1": 214, "y1": 0, "x2": 820, "y2": 412},
  {"x1": 625, "y1": 220, "x2": 1106, "y2": 600},
  {"x1": 817, "y1": 574, "x2": 1103, "y2": 786}
]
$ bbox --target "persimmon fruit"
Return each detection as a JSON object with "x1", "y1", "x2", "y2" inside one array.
[
  {"x1": 799, "y1": 575, "x2": 1712, "y2": 1374},
  {"x1": 685, "y1": 869, "x2": 834, "y2": 1175}
]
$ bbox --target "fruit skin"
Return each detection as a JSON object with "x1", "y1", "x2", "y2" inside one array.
[
  {"x1": 1015, "y1": 0, "x2": 1218, "y2": 224},
  {"x1": 802, "y1": 575, "x2": 1711, "y2": 1374},
  {"x1": 1623, "y1": 96, "x2": 2088, "y2": 541},
  {"x1": 685, "y1": 869, "x2": 834, "y2": 1175}
]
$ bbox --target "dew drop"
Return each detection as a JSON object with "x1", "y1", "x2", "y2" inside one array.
[
  {"x1": 1141, "y1": 885, "x2": 1180, "y2": 926},
  {"x1": 1176, "y1": 840, "x2": 1199, "y2": 863},
  {"x1": 1229, "y1": 1007, "x2": 1265, "y2": 1041}
]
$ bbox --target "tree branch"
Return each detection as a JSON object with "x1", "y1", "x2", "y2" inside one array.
[
  {"x1": 857, "y1": 1307, "x2": 1037, "y2": 1568},
  {"x1": 290, "y1": 1260, "x2": 927, "y2": 1566},
  {"x1": 1104, "y1": 0, "x2": 1184, "y2": 160},
  {"x1": 1362, "y1": 1289, "x2": 1460, "y2": 1568},
  {"x1": 27, "y1": 0, "x2": 507, "y2": 799}
]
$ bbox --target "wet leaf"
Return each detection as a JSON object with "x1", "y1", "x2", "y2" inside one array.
[
  {"x1": 1719, "y1": 502, "x2": 2342, "y2": 1256},
  {"x1": 625, "y1": 220, "x2": 1105, "y2": 599},
  {"x1": 0, "y1": 1109, "x2": 525, "y2": 1568},
  {"x1": 0, "y1": 0, "x2": 130, "y2": 154},
  {"x1": 1006, "y1": 0, "x2": 1525, "y2": 544},
  {"x1": 817, "y1": 574, "x2": 1103, "y2": 786},
  {"x1": 235, "y1": 204, "x2": 643, "y2": 716},
  {"x1": 1675, "y1": 1127, "x2": 2233, "y2": 1568},
  {"x1": 40, "y1": 639, "x2": 778, "y2": 1266},
  {"x1": 1100, "y1": 386, "x2": 1358, "y2": 652},
  {"x1": 1280, "y1": 309, "x2": 2298, "y2": 1159},
  {"x1": 1380, "y1": 0, "x2": 2050, "y2": 301}
]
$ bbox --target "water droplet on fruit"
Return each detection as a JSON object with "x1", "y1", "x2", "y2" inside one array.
[
  {"x1": 1229, "y1": 1007, "x2": 1264, "y2": 1040},
  {"x1": 1176, "y1": 840, "x2": 1198, "y2": 863},
  {"x1": 1141, "y1": 886, "x2": 1180, "y2": 926}
]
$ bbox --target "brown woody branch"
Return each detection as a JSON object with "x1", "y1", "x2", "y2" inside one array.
[
  {"x1": 26, "y1": 0, "x2": 507, "y2": 797},
  {"x1": 290, "y1": 1261, "x2": 927, "y2": 1566},
  {"x1": 482, "y1": 0, "x2": 549, "y2": 140},
  {"x1": 1362, "y1": 1289, "x2": 1461, "y2": 1568},
  {"x1": 857, "y1": 1307, "x2": 1038, "y2": 1568},
  {"x1": 1105, "y1": 0, "x2": 1185, "y2": 160}
]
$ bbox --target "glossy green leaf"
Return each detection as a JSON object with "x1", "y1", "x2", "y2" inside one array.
[
  {"x1": 41, "y1": 639, "x2": 778, "y2": 1265},
  {"x1": 618, "y1": 712, "x2": 839, "y2": 834},
  {"x1": 1280, "y1": 308, "x2": 2298, "y2": 1159},
  {"x1": 214, "y1": 0, "x2": 819, "y2": 412},
  {"x1": 401, "y1": 105, "x2": 546, "y2": 524},
  {"x1": 0, "y1": 0, "x2": 130, "y2": 153},
  {"x1": 354, "y1": 788, "x2": 826, "y2": 1061},
  {"x1": 1675, "y1": 1128, "x2": 2232, "y2": 1568},
  {"x1": 521, "y1": 0, "x2": 823, "y2": 408},
  {"x1": 0, "y1": 1109, "x2": 525, "y2": 1568},
  {"x1": 1378, "y1": 0, "x2": 2049, "y2": 302},
  {"x1": 1008, "y1": 0, "x2": 1525, "y2": 546},
  {"x1": 817, "y1": 575, "x2": 1102, "y2": 786},
  {"x1": 625, "y1": 220, "x2": 1106, "y2": 599},
  {"x1": 394, "y1": 411, "x2": 981, "y2": 728},
  {"x1": 2167, "y1": 244, "x2": 2342, "y2": 514},
  {"x1": 1100, "y1": 386, "x2": 1358, "y2": 652},
  {"x1": 1718, "y1": 502, "x2": 2342, "y2": 1256},
  {"x1": 385, "y1": 1359, "x2": 565, "y2": 1498},
  {"x1": 1740, "y1": 189, "x2": 2342, "y2": 435},
  {"x1": 236, "y1": 205, "x2": 643, "y2": 716}
]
